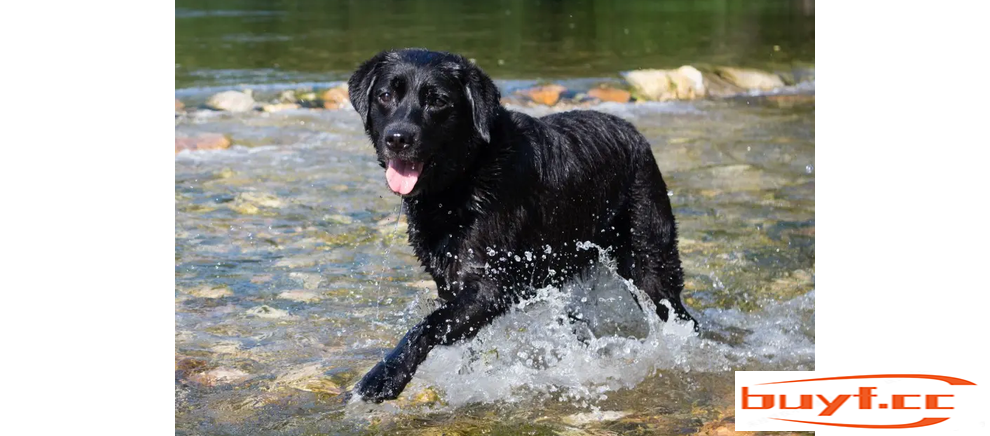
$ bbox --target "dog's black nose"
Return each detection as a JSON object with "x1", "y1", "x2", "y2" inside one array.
[{"x1": 384, "y1": 127, "x2": 417, "y2": 152}]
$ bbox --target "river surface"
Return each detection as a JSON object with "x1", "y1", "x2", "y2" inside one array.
[
  {"x1": 176, "y1": 0, "x2": 814, "y2": 89},
  {"x1": 175, "y1": 1, "x2": 814, "y2": 435}
]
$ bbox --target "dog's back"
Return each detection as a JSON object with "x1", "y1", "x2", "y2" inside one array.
[{"x1": 490, "y1": 109, "x2": 663, "y2": 235}]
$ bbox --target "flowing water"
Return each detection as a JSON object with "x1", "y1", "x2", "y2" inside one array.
[
  {"x1": 175, "y1": 1, "x2": 814, "y2": 434},
  {"x1": 175, "y1": 94, "x2": 814, "y2": 435},
  {"x1": 176, "y1": 0, "x2": 814, "y2": 89}
]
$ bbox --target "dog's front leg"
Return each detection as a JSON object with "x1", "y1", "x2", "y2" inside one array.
[{"x1": 355, "y1": 283, "x2": 508, "y2": 402}]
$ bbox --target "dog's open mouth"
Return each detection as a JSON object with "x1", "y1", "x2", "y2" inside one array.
[{"x1": 385, "y1": 159, "x2": 423, "y2": 195}]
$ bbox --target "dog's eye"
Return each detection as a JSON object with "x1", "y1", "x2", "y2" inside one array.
[
  {"x1": 378, "y1": 91, "x2": 393, "y2": 104},
  {"x1": 427, "y1": 95, "x2": 449, "y2": 109}
]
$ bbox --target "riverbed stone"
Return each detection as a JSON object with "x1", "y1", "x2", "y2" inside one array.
[
  {"x1": 288, "y1": 271, "x2": 322, "y2": 289},
  {"x1": 622, "y1": 66, "x2": 706, "y2": 101},
  {"x1": 587, "y1": 86, "x2": 631, "y2": 103},
  {"x1": 175, "y1": 357, "x2": 207, "y2": 374},
  {"x1": 274, "y1": 363, "x2": 343, "y2": 394},
  {"x1": 274, "y1": 253, "x2": 324, "y2": 269},
  {"x1": 175, "y1": 99, "x2": 185, "y2": 111},
  {"x1": 277, "y1": 89, "x2": 297, "y2": 103},
  {"x1": 761, "y1": 93, "x2": 815, "y2": 108},
  {"x1": 689, "y1": 164, "x2": 795, "y2": 192},
  {"x1": 185, "y1": 284, "x2": 233, "y2": 298},
  {"x1": 519, "y1": 84, "x2": 567, "y2": 106},
  {"x1": 321, "y1": 85, "x2": 350, "y2": 109},
  {"x1": 714, "y1": 67, "x2": 785, "y2": 91},
  {"x1": 262, "y1": 102, "x2": 300, "y2": 112},
  {"x1": 246, "y1": 305, "x2": 291, "y2": 319},
  {"x1": 409, "y1": 386, "x2": 442, "y2": 405},
  {"x1": 175, "y1": 133, "x2": 232, "y2": 154},
  {"x1": 206, "y1": 90, "x2": 256, "y2": 112},
  {"x1": 278, "y1": 289, "x2": 322, "y2": 302},
  {"x1": 210, "y1": 340, "x2": 244, "y2": 355},
  {"x1": 188, "y1": 367, "x2": 251, "y2": 387},
  {"x1": 231, "y1": 192, "x2": 285, "y2": 214},
  {"x1": 298, "y1": 92, "x2": 318, "y2": 103},
  {"x1": 250, "y1": 274, "x2": 274, "y2": 284},
  {"x1": 325, "y1": 214, "x2": 354, "y2": 225},
  {"x1": 562, "y1": 410, "x2": 631, "y2": 426}
]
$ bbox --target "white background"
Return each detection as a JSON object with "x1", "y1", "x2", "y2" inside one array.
[{"x1": 2, "y1": 0, "x2": 989, "y2": 434}]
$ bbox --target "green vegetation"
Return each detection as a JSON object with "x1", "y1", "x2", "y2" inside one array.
[{"x1": 176, "y1": 0, "x2": 815, "y2": 88}]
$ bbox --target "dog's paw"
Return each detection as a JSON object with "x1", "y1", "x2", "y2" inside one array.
[{"x1": 354, "y1": 361, "x2": 407, "y2": 403}]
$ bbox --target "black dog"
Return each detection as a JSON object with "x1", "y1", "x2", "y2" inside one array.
[{"x1": 348, "y1": 49, "x2": 696, "y2": 402}]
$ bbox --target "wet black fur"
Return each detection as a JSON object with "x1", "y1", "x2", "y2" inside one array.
[{"x1": 348, "y1": 48, "x2": 697, "y2": 402}]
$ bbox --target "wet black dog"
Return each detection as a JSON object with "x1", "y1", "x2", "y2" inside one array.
[{"x1": 348, "y1": 48, "x2": 696, "y2": 402}]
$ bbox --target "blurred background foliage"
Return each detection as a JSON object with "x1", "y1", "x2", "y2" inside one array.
[{"x1": 176, "y1": 0, "x2": 814, "y2": 88}]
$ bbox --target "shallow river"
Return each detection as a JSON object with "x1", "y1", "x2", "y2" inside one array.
[
  {"x1": 175, "y1": 90, "x2": 814, "y2": 434},
  {"x1": 176, "y1": 0, "x2": 815, "y2": 89}
]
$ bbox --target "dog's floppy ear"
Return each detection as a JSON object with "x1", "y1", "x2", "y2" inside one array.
[
  {"x1": 348, "y1": 51, "x2": 390, "y2": 127},
  {"x1": 462, "y1": 66, "x2": 501, "y2": 143}
]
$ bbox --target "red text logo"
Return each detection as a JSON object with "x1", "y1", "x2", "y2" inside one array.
[{"x1": 735, "y1": 373, "x2": 977, "y2": 430}]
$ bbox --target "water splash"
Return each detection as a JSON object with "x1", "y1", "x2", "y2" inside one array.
[{"x1": 406, "y1": 242, "x2": 815, "y2": 407}]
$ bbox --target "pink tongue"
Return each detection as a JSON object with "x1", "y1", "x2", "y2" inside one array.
[{"x1": 385, "y1": 159, "x2": 421, "y2": 195}]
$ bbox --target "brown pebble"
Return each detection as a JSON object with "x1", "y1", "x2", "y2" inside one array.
[
  {"x1": 520, "y1": 84, "x2": 566, "y2": 106},
  {"x1": 175, "y1": 134, "x2": 232, "y2": 154},
  {"x1": 588, "y1": 87, "x2": 631, "y2": 103},
  {"x1": 321, "y1": 86, "x2": 350, "y2": 109}
]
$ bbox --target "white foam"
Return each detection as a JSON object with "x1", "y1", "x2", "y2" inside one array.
[{"x1": 410, "y1": 244, "x2": 814, "y2": 407}]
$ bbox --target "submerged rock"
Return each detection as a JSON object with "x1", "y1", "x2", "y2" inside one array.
[
  {"x1": 277, "y1": 89, "x2": 297, "y2": 103},
  {"x1": 206, "y1": 90, "x2": 256, "y2": 112},
  {"x1": 760, "y1": 93, "x2": 816, "y2": 108},
  {"x1": 275, "y1": 363, "x2": 343, "y2": 394},
  {"x1": 274, "y1": 253, "x2": 324, "y2": 269},
  {"x1": 175, "y1": 133, "x2": 232, "y2": 154},
  {"x1": 690, "y1": 164, "x2": 796, "y2": 192},
  {"x1": 277, "y1": 289, "x2": 322, "y2": 302},
  {"x1": 175, "y1": 98, "x2": 184, "y2": 111},
  {"x1": 288, "y1": 271, "x2": 322, "y2": 290},
  {"x1": 562, "y1": 410, "x2": 631, "y2": 426},
  {"x1": 321, "y1": 85, "x2": 350, "y2": 109},
  {"x1": 250, "y1": 274, "x2": 274, "y2": 284},
  {"x1": 184, "y1": 285, "x2": 233, "y2": 299},
  {"x1": 622, "y1": 66, "x2": 706, "y2": 101},
  {"x1": 175, "y1": 357, "x2": 207, "y2": 375},
  {"x1": 714, "y1": 67, "x2": 785, "y2": 91},
  {"x1": 410, "y1": 386, "x2": 442, "y2": 404},
  {"x1": 261, "y1": 102, "x2": 300, "y2": 112},
  {"x1": 324, "y1": 214, "x2": 354, "y2": 225},
  {"x1": 518, "y1": 84, "x2": 567, "y2": 106},
  {"x1": 587, "y1": 86, "x2": 631, "y2": 103},
  {"x1": 187, "y1": 367, "x2": 251, "y2": 387},
  {"x1": 230, "y1": 192, "x2": 285, "y2": 215},
  {"x1": 246, "y1": 305, "x2": 290, "y2": 319}
]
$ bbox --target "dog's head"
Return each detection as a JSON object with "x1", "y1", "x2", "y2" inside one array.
[{"x1": 348, "y1": 49, "x2": 501, "y2": 196}]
